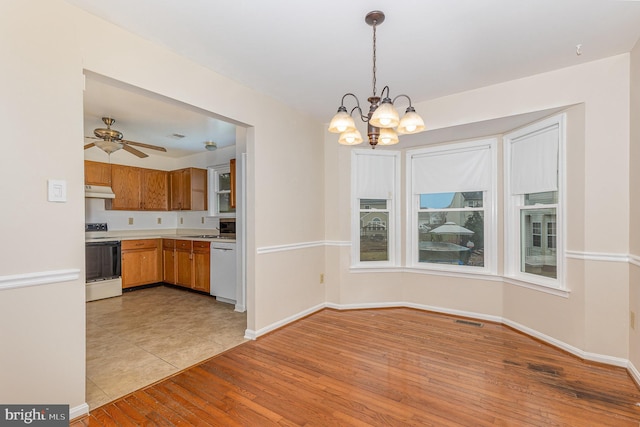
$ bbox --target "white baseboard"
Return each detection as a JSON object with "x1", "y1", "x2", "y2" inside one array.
[
  {"x1": 244, "y1": 302, "x2": 325, "y2": 340},
  {"x1": 70, "y1": 403, "x2": 89, "y2": 421},
  {"x1": 628, "y1": 360, "x2": 640, "y2": 386},
  {"x1": 262, "y1": 300, "x2": 638, "y2": 388}
]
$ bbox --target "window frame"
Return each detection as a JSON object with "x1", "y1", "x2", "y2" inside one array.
[
  {"x1": 504, "y1": 114, "x2": 566, "y2": 290},
  {"x1": 406, "y1": 138, "x2": 498, "y2": 275},
  {"x1": 351, "y1": 149, "x2": 401, "y2": 268}
]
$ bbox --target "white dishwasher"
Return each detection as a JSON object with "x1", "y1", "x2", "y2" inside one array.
[{"x1": 210, "y1": 241, "x2": 236, "y2": 304}]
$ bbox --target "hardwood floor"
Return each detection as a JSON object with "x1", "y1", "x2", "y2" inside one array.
[{"x1": 72, "y1": 308, "x2": 640, "y2": 426}]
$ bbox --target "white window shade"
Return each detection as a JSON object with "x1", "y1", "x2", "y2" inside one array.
[
  {"x1": 411, "y1": 146, "x2": 491, "y2": 194},
  {"x1": 353, "y1": 151, "x2": 396, "y2": 199},
  {"x1": 510, "y1": 125, "x2": 559, "y2": 195}
]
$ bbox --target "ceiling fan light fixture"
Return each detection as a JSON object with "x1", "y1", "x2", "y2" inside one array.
[
  {"x1": 205, "y1": 141, "x2": 218, "y2": 151},
  {"x1": 95, "y1": 139, "x2": 123, "y2": 154}
]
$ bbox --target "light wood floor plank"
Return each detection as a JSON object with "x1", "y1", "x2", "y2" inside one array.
[{"x1": 72, "y1": 308, "x2": 640, "y2": 426}]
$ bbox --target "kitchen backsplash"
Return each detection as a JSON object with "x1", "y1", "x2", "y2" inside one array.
[{"x1": 85, "y1": 198, "x2": 219, "y2": 231}]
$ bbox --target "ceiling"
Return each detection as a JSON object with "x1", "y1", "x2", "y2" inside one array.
[{"x1": 72, "y1": 0, "x2": 640, "y2": 156}]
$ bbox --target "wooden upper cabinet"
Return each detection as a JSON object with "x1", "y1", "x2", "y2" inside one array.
[
  {"x1": 142, "y1": 169, "x2": 168, "y2": 211},
  {"x1": 170, "y1": 168, "x2": 207, "y2": 211},
  {"x1": 109, "y1": 164, "x2": 142, "y2": 210},
  {"x1": 84, "y1": 160, "x2": 112, "y2": 186},
  {"x1": 106, "y1": 163, "x2": 168, "y2": 211}
]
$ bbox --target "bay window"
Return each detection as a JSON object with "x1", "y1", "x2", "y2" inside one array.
[
  {"x1": 407, "y1": 138, "x2": 497, "y2": 273},
  {"x1": 351, "y1": 150, "x2": 400, "y2": 267},
  {"x1": 505, "y1": 114, "x2": 565, "y2": 288}
]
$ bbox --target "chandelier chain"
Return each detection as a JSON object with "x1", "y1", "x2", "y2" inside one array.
[{"x1": 372, "y1": 20, "x2": 377, "y2": 97}]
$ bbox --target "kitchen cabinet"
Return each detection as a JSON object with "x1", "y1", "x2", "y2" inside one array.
[
  {"x1": 121, "y1": 239, "x2": 162, "y2": 289},
  {"x1": 170, "y1": 168, "x2": 207, "y2": 211},
  {"x1": 192, "y1": 241, "x2": 210, "y2": 293},
  {"x1": 162, "y1": 239, "x2": 177, "y2": 284},
  {"x1": 142, "y1": 169, "x2": 169, "y2": 210},
  {"x1": 84, "y1": 160, "x2": 111, "y2": 186},
  {"x1": 175, "y1": 239, "x2": 193, "y2": 288},
  {"x1": 163, "y1": 239, "x2": 210, "y2": 293},
  {"x1": 108, "y1": 164, "x2": 168, "y2": 211}
]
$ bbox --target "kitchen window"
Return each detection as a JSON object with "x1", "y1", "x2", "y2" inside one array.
[
  {"x1": 407, "y1": 138, "x2": 497, "y2": 273},
  {"x1": 505, "y1": 114, "x2": 565, "y2": 289},
  {"x1": 351, "y1": 149, "x2": 400, "y2": 267},
  {"x1": 209, "y1": 164, "x2": 235, "y2": 217}
]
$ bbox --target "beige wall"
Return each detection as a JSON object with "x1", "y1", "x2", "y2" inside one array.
[
  {"x1": 1, "y1": 0, "x2": 325, "y2": 411},
  {"x1": 629, "y1": 38, "x2": 640, "y2": 371},
  {"x1": 0, "y1": 0, "x2": 86, "y2": 408},
  {"x1": 325, "y1": 54, "x2": 632, "y2": 359}
]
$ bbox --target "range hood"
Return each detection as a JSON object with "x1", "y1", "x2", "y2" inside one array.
[{"x1": 85, "y1": 185, "x2": 115, "y2": 199}]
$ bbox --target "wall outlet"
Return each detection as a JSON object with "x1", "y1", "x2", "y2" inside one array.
[
  {"x1": 180, "y1": 217, "x2": 184, "y2": 225},
  {"x1": 128, "y1": 217, "x2": 134, "y2": 225},
  {"x1": 631, "y1": 311, "x2": 636, "y2": 330},
  {"x1": 320, "y1": 273, "x2": 324, "y2": 284},
  {"x1": 157, "y1": 217, "x2": 162, "y2": 224},
  {"x1": 201, "y1": 217, "x2": 205, "y2": 224}
]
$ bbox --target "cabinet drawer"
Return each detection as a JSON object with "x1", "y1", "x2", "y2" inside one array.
[
  {"x1": 175, "y1": 240, "x2": 193, "y2": 251},
  {"x1": 163, "y1": 239, "x2": 176, "y2": 249},
  {"x1": 193, "y1": 241, "x2": 210, "y2": 252},
  {"x1": 122, "y1": 239, "x2": 159, "y2": 251}
]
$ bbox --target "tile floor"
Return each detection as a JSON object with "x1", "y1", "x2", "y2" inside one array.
[{"x1": 85, "y1": 285, "x2": 247, "y2": 409}]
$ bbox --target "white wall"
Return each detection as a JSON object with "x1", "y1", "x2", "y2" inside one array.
[{"x1": 325, "y1": 54, "x2": 632, "y2": 360}]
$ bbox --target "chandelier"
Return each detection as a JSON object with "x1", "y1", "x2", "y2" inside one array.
[{"x1": 328, "y1": 10, "x2": 425, "y2": 149}]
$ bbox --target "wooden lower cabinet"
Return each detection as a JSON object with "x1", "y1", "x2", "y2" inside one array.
[
  {"x1": 162, "y1": 239, "x2": 177, "y2": 285},
  {"x1": 192, "y1": 241, "x2": 210, "y2": 293},
  {"x1": 121, "y1": 239, "x2": 162, "y2": 289},
  {"x1": 163, "y1": 239, "x2": 210, "y2": 293},
  {"x1": 175, "y1": 240, "x2": 192, "y2": 288}
]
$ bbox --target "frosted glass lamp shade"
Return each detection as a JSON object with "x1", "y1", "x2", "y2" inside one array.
[
  {"x1": 396, "y1": 109, "x2": 425, "y2": 134},
  {"x1": 338, "y1": 129, "x2": 364, "y2": 145},
  {"x1": 328, "y1": 109, "x2": 357, "y2": 133},
  {"x1": 95, "y1": 139, "x2": 123, "y2": 154},
  {"x1": 369, "y1": 98, "x2": 399, "y2": 128},
  {"x1": 378, "y1": 128, "x2": 399, "y2": 145}
]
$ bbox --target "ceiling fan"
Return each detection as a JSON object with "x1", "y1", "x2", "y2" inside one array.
[{"x1": 84, "y1": 117, "x2": 167, "y2": 158}]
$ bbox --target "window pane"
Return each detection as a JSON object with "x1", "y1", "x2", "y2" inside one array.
[
  {"x1": 418, "y1": 211, "x2": 484, "y2": 266},
  {"x1": 360, "y1": 199, "x2": 387, "y2": 210},
  {"x1": 520, "y1": 208, "x2": 557, "y2": 278},
  {"x1": 360, "y1": 210, "x2": 388, "y2": 261},
  {"x1": 218, "y1": 193, "x2": 233, "y2": 213},
  {"x1": 524, "y1": 191, "x2": 558, "y2": 206},
  {"x1": 420, "y1": 192, "x2": 483, "y2": 209},
  {"x1": 218, "y1": 172, "x2": 231, "y2": 191}
]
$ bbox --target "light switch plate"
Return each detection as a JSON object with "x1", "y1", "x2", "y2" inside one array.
[{"x1": 47, "y1": 179, "x2": 67, "y2": 202}]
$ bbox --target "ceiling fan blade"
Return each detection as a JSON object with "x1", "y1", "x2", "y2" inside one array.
[
  {"x1": 85, "y1": 136, "x2": 101, "y2": 140},
  {"x1": 84, "y1": 143, "x2": 96, "y2": 149},
  {"x1": 123, "y1": 140, "x2": 167, "y2": 152},
  {"x1": 122, "y1": 144, "x2": 148, "y2": 158}
]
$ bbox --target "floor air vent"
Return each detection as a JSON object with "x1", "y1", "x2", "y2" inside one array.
[{"x1": 454, "y1": 319, "x2": 484, "y2": 327}]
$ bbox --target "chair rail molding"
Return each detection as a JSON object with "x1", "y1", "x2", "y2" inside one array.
[{"x1": 0, "y1": 269, "x2": 81, "y2": 291}]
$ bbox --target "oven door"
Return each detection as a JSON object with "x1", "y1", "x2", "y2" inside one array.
[{"x1": 86, "y1": 241, "x2": 121, "y2": 282}]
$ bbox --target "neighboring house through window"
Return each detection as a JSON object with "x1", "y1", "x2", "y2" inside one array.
[{"x1": 407, "y1": 138, "x2": 497, "y2": 274}]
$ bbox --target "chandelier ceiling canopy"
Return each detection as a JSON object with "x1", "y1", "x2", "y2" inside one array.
[{"x1": 328, "y1": 11, "x2": 425, "y2": 149}]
